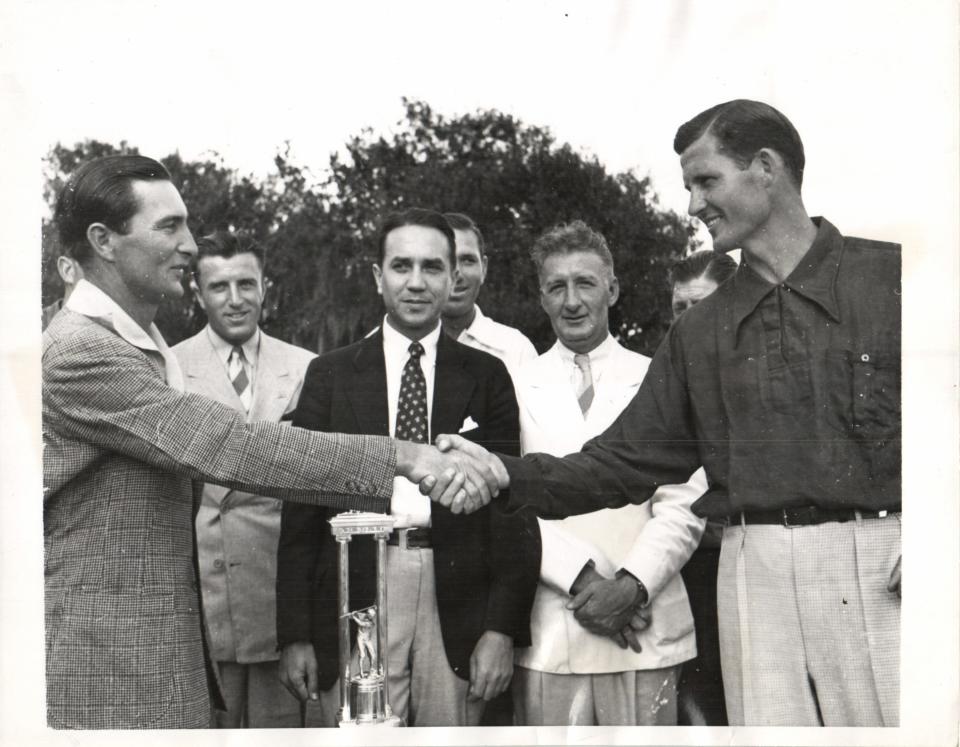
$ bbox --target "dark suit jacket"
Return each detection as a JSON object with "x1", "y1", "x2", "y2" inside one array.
[{"x1": 277, "y1": 330, "x2": 541, "y2": 688}]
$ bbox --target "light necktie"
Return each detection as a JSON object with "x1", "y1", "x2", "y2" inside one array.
[
  {"x1": 574, "y1": 353, "x2": 594, "y2": 416},
  {"x1": 395, "y1": 341, "x2": 428, "y2": 443},
  {"x1": 229, "y1": 345, "x2": 252, "y2": 411}
]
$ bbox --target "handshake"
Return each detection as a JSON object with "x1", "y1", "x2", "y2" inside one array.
[{"x1": 395, "y1": 435, "x2": 509, "y2": 514}]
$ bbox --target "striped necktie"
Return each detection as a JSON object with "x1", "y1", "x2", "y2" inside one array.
[
  {"x1": 229, "y1": 345, "x2": 252, "y2": 411},
  {"x1": 574, "y1": 353, "x2": 594, "y2": 416},
  {"x1": 395, "y1": 342, "x2": 428, "y2": 443}
]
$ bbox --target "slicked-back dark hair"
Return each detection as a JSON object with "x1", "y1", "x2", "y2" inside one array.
[
  {"x1": 194, "y1": 230, "x2": 266, "y2": 282},
  {"x1": 668, "y1": 249, "x2": 738, "y2": 288},
  {"x1": 376, "y1": 207, "x2": 456, "y2": 266},
  {"x1": 54, "y1": 154, "x2": 172, "y2": 264},
  {"x1": 673, "y1": 99, "x2": 806, "y2": 188},
  {"x1": 443, "y1": 212, "x2": 486, "y2": 258}
]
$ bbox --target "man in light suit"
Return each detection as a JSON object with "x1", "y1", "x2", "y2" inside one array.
[
  {"x1": 42, "y1": 156, "x2": 506, "y2": 729},
  {"x1": 511, "y1": 220, "x2": 706, "y2": 726},
  {"x1": 174, "y1": 231, "x2": 313, "y2": 727},
  {"x1": 276, "y1": 208, "x2": 540, "y2": 727}
]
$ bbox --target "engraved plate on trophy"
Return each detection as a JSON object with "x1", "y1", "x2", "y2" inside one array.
[{"x1": 329, "y1": 512, "x2": 403, "y2": 728}]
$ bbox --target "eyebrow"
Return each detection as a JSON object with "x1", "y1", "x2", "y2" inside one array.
[{"x1": 153, "y1": 214, "x2": 187, "y2": 228}]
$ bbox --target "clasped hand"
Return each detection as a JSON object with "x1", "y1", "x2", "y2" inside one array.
[
  {"x1": 395, "y1": 434, "x2": 509, "y2": 514},
  {"x1": 567, "y1": 565, "x2": 650, "y2": 653}
]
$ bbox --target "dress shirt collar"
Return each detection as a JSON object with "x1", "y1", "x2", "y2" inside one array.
[
  {"x1": 66, "y1": 279, "x2": 162, "y2": 352},
  {"x1": 459, "y1": 306, "x2": 499, "y2": 349},
  {"x1": 555, "y1": 333, "x2": 617, "y2": 380},
  {"x1": 381, "y1": 316, "x2": 442, "y2": 365},
  {"x1": 731, "y1": 217, "x2": 843, "y2": 332},
  {"x1": 205, "y1": 325, "x2": 261, "y2": 369},
  {"x1": 65, "y1": 278, "x2": 184, "y2": 389}
]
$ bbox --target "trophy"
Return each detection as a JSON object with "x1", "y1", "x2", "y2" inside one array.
[{"x1": 329, "y1": 512, "x2": 403, "y2": 727}]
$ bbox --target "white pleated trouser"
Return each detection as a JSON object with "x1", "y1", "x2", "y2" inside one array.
[{"x1": 717, "y1": 514, "x2": 900, "y2": 726}]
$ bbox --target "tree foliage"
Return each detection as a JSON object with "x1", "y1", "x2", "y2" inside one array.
[{"x1": 41, "y1": 99, "x2": 696, "y2": 354}]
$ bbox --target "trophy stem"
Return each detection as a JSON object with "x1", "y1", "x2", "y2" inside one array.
[
  {"x1": 329, "y1": 512, "x2": 402, "y2": 727},
  {"x1": 376, "y1": 534, "x2": 390, "y2": 715},
  {"x1": 337, "y1": 536, "x2": 351, "y2": 722}
]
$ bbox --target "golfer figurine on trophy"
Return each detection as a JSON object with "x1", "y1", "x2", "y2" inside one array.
[{"x1": 329, "y1": 511, "x2": 403, "y2": 728}]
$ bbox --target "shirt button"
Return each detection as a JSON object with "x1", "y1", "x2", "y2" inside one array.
[
  {"x1": 860, "y1": 353, "x2": 870, "y2": 362},
  {"x1": 213, "y1": 559, "x2": 224, "y2": 569}
]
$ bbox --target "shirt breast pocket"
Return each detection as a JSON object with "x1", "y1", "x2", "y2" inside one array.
[{"x1": 825, "y1": 348, "x2": 900, "y2": 442}]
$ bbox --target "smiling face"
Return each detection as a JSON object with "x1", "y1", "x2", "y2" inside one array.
[
  {"x1": 106, "y1": 179, "x2": 197, "y2": 305},
  {"x1": 681, "y1": 133, "x2": 771, "y2": 253},
  {"x1": 373, "y1": 224, "x2": 454, "y2": 340},
  {"x1": 194, "y1": 252, "x2": 265, "y2": 345},
  {"x1": 539, "y1": 250, "x2": 619, "y2": 354},
  {"x1": 443, "y1": 228, "x2": 488, "y2": 318}
]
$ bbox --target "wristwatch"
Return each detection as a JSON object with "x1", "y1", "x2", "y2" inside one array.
[{"x1": 616, "y1": 569, "x2": 649, "y2": 607}]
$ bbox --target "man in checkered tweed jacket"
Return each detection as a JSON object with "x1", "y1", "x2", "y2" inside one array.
[{"x1": 42, "y1": 155, "x2": 503, "y2": 729}]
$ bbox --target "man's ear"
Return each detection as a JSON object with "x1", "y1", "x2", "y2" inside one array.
[
  {"x1": 190, "y1": 276, "x2": 206, "y2": 311},
  {"x1": 86, "y1": 223, "x2": 115, "y2": 262},
  {"x1": 371, "y1": 262, "x2": 383, "y2": 296},
  {"x1": 754, "y1": 148, "x2": 783, "y2": 186},
  {"x1": 480, "y1": 254, "x2": 489, "y2": 285},
  {"x1": 608, "y1": 275, "x2": 620, "y2": 306}
]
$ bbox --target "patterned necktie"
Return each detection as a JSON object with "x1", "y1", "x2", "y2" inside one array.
[
  {"x1": 229, "y1": 345, "x2": 252, "y2": 411},
  {"x1": 395, "y1": 341, "x2": 428, "y2": 443},
  {"x1": 574, "y1": 353, "x2": 594, "y2": 416}
]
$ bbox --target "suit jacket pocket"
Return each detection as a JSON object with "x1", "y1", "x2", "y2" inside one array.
[{"x1": 47, "y1": 590, "x2": 176, "y2": 729}]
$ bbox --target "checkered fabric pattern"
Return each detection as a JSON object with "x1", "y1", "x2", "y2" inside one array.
[
  {"x1": 395, "y1": 342, "x2": 428, "y2": 443},
  {"x1": 717, "y1": 516, "x2": 900, "y2": 726},
  {"x1": 42, "y1": 310, "x2": 398, "y2": 729}
]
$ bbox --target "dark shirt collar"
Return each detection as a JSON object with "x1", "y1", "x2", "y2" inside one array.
[{"x1": 730, "y1": 216, "x2": 843, "y2": 331}]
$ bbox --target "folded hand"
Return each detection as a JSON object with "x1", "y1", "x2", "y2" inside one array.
[{"x1": 566, "y1": 575, "x2": 649, "y2": 653}]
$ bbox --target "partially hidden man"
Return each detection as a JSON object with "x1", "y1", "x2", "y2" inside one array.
[
  {"x1": 276, "y1": 208, "x2": 540, "y2": 726},
  {"x1": 441, "y1": 100, "x2": 901, "y2": 727},
  {"x1": 42, "y1": 157, "x2": 504, "y2": 729},
  {"x1": 174, "y1": 231, "x2": 312, "y2": 727}
]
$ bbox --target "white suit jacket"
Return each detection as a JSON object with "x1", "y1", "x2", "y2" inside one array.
[
  {"x1": 174, "y1": 327, "x2": 315, "y2": 663},
  {"x1": 514, "y1": 339, "x2": 706, "y2": 673}
]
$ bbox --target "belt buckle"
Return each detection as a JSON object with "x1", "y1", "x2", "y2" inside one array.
[
  {"x1": 398, "y1": 528, "x2": 409, "y2": 550},
  {"x1": 782, "y1": 508, "x2": 802, "y2": 528}
]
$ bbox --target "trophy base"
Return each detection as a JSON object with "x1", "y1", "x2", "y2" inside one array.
[
  {"x1": 338, "y1": 714, "x2": 404, "y2": 728},
  {"x1": 338, "y1": 674, "x2": 405, "y2": 727}
]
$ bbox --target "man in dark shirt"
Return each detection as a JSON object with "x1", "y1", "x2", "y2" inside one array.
[{"x1": 438, "y1": 100, "x2": 901, "y2": 727}]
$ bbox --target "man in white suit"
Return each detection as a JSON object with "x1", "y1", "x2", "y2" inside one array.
[
  {"x1": 512, "y1": 220, "x2": 706, "y2": 726},
  {"x1": 174, "y1": 231, "x2": 314, "y2": 727}
]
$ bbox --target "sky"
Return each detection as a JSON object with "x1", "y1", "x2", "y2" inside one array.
[{"x1": 1, "y1": 1, "x2": 958, "y2": 744}]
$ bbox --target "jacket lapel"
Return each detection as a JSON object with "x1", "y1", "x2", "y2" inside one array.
[
  {"x1": 248, "y1": 334, "x2": 296, "y2": 423},
  {"x1": 181, "y1": 329, "x2": 241, "y2": 409},
  {"x1": 344, "y1": 331, "x2": 390, "y2": 435},
  {"x1": 432, "y1": 333, "x2": 475, "y2": 437}
]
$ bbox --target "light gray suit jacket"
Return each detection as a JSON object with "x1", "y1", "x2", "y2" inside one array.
[
  {"x1": 43, "y1": 310, "x2": 394, "y2": 729},
  {"x1": 174, "y1": 328, "x2": 315, "y2": 664}
]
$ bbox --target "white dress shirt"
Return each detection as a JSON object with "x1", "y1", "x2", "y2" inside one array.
[
  {"x1": 205, "y1": 326, "x2": 261, "y2": 403},
  {"x1": 382, "y1": 318, "x2": 441, "y2": 528},
  {"x1": 65, "y1": 279, "x2": 184, "y2": 391},
  {"x1": 455, "y1": 305, "x2": 538, "y2": 382}
]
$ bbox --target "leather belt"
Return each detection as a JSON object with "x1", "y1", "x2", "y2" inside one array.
[
  {"x1": 386, "y1": 527, "x2": 432, "y2": 549},
  {"x1": 727, "y1": 507, "x2": 899, "y2": 528}
]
